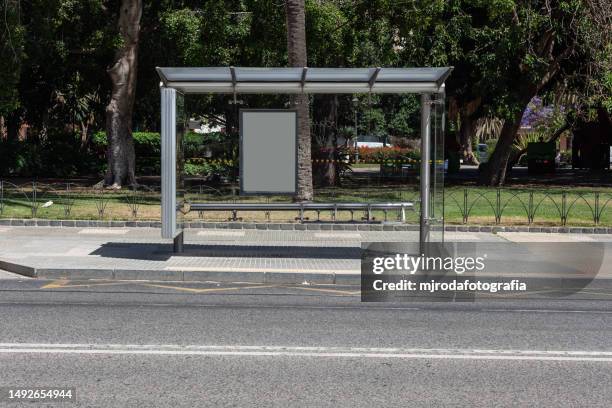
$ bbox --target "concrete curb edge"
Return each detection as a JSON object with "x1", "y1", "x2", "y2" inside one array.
[
  {"x1": 2, "y1": 260, "x2": 612, "y2": 289},
  {"x1": 0, "y1": 218, "x2": 610, "y2": 234}
]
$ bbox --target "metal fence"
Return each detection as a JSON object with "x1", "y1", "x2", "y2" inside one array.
[
  {"x1": 445, "y1": 188, "x2": 612, "y2": 226},
  {"x1": 0, "y1": 180, "x2": 610, "y2": 226}
]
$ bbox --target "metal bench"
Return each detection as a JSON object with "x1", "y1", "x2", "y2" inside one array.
[{"x1": 187, "y1": 202, "x2": 415, "y2": 222}]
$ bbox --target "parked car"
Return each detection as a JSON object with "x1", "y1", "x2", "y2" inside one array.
[{"x1": 477, "y1": 143, "x2": 488, "y2": 163}]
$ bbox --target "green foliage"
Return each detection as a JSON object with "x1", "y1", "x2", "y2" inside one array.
[
  {"x1": 0, "y1": 1, "x2": 25, "y2": 115},
  {"x1": 91, "y1": 130, "x2": 235, "y2": 177},
  {"x1": 10, "y1": 0, "x2": 114, "y2": 147},
  {"x1": 161, "y1": 8, "x2": 203, "y2": 66},
  {"x1": 183, "y1": 159, "x2": 233, "y2": 179},
  {"x1": 93, "y1": 131, "x2": 161, "y2": 151},
  {"x1": 0, "y1": 130, "x2": 101, "y2": 177},
  {"x1": 512, "y1": 131, "x2": 547, "y2": 155},
  {"x1": 485, "y1": 139, "x2": 498, "y2": 158},
  {"x1": 3, "y1": 0, "x2": 609, "y2": 184}
]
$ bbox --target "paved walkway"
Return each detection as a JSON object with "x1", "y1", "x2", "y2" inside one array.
[{"x1": 0, "y1": 227, "x2": 611, "y2": 283}]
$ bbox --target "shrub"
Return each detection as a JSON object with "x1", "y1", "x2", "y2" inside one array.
[
  {"x1": 351, "y1": 146, "x2": 420, "y2": 163},
  {"x1": 0, "y1": 130, "x2": 102, "y2": 177},
  {"x1": 92, "y1": 130, "x2": 230, "y2": 176},
  {"x1": 93, "y1": 131, "x2": 162, "y2": 155}
]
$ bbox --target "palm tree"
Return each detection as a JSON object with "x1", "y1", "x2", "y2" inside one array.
[{"x1": 285, "y1": 0, "x2": 313, "y2": 201}]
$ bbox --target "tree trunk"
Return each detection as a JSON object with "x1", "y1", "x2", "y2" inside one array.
[
  {"x1": 285, "y1": 0, "x2": 313, "y2": 201},
  {"x1": 478, "y1": 94, "x2": 533, "y2": 185},
  {"x1": 479, "y1": 75, "x2": 555, "y2": 185},
  {"x1": 104, "y1": 0, "x2": 141, "y2": 188},
  {"x1": 458, "y1": 111, "x2": 479, "y2": 165},
  {"x1": 457, "y1": 98, "x2": 481, "y2": 165},
  {"x1": 18, "y1": 122, "x2": 28, "y2": 141},
  {"x1": 322, "y1": 96, "x2": 338, "y2": 186},
  {"x1": 0, "y1": 116, "x2": 6, "y2": 140},
  {"x1": 79, "y1": 121, "x2": 89, "y2": 149}
]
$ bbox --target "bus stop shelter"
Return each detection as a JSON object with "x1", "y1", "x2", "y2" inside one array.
[{"x1": 157, "y1": 66, "x2": 452, "y2": 251}]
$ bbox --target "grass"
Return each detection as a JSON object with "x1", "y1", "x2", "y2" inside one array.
[{"x1": 1, "y1": 183, "x2": 611, "y2": 226}]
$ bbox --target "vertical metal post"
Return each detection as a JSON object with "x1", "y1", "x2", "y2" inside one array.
[
  {"x1": 420, "y1": 93, "x2": 432, "y2": 250},
  {"x1": 439, "y1": 90, "x2": 445, "y2": 242},
  {"x1": 161, "y1": 87, "x2": 179, "y2": 241}
]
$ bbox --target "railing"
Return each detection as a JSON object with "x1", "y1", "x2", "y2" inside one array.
[
  {"x1": 0, "y1": 180, "x2": 610, "y2": 226},
  {"x1": 445, "y1": 188, "x2": 612, "y2": 226}
]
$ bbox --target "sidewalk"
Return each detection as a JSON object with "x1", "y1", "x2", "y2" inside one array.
[{"x1": 0, "y1": 226, "x2": 611, "y2": 285}]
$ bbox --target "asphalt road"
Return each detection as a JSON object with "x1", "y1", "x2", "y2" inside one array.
[{"x1": 0, "y1": 273, "x2": 611, "y2": 407}]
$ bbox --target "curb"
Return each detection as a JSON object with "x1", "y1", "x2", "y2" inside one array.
[
  {"x1": 0, "y1": 218, "x2": 610, "y2": 234},
  {"x1": 0, "y1": 262, "x2": 361, "y2": 285},
  {"x1": 0, "y1": 259, "x2": 37, "y2": 278},
  {"x1": 3, "y1": 260, "x2": 612, "y2": 289}
]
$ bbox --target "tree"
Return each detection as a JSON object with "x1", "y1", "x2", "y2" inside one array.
[
  {"x1": 454, "y1": 97, "x2": 481, "y2": 165},
  {"x1": 475, "y1": 1, "x2": 610, "y2": 185},
  {"x1": 391, "y1": 1, "x2": 610, "y2": 184},
  {"x1": 105, "y1": 0, "x2": 142, "y2": 188},
  {"x1": 3, "y1": 0, "x2": 112, "y2": 145},
  {"x1": 285, "y1": 0, "x2": 313, "y2": 201},
  {"x1": 0, "y1": 0, "x2": 23, "y2": 114},
  {"x1": 0, "y1": 0, "x2": 24, "y2": 140}
]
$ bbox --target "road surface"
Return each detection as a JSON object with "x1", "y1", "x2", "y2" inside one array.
[{"x1": 0, "y1": 273, "x2": 610, "y2": 407}]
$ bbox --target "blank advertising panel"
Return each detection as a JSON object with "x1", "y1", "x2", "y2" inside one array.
[{"x1": 240, "y1": 110, "x2": 297, "y2": 195}]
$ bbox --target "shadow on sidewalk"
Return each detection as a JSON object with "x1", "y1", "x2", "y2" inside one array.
[{"x1": 91, "y1": 242, "x2": 362, "y2": 261}]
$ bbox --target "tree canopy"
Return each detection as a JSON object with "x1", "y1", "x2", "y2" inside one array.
[{"x1": 0, "y1": 0, "x2": 609, "y2": 184}]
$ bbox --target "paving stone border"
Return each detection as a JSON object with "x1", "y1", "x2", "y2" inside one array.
[{"x1": 0, "y1": 218, "x2": 610, "y2": 234}]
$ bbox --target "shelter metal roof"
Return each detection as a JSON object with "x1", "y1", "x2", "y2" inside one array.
[{"x1": 156, "y1": 66, "x2": 452, "y2": 94}]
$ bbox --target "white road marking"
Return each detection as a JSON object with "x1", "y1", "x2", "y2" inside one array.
[
  {"x1": 0, "y1": 227, "x2": 12, "y2": 233},
  {"x1": 78, "y1": 229, "x2": 129, "y2": 235},
  {"x1": 0, "y1": 344, "x2": 611, "y2": 362},
  {"x1": 197, "y1": 231, "x2": 245, "y2": 237}
]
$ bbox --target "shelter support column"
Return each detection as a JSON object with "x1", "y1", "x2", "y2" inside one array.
[
  {"x1": 420, "y1": 93, "x2": 431, "y2": 249},
  {"x1": 161, "y1": 87, "x2": 179, "y2": 243}
]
